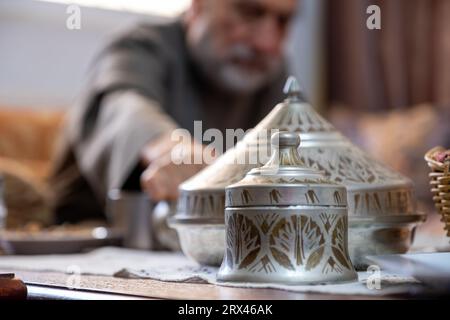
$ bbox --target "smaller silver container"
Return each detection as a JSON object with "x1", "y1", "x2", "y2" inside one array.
[{"x1": 218, "y1": 132, "x2": 357, "y2": 284}]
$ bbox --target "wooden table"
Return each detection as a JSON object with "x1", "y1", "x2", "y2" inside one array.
[
  {"x1": 5, "y1": 269, "x2": 385, "y2": 300},
  {"x1": 3, "y1": 212, "x2": 447, "y2": 300}
]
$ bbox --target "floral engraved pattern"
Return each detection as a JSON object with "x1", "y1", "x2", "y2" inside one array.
[
  {"x1": 300, "y1": 146, "x2": 405, "y2": 185},
  {"x1": 241, "y1": 189, "x2": 253, "y2": 204},
  {"x1": 277, "y1": 104, "x2": 336, "y2": 133},
  {"x1": 255, "y1": 213, "x2": 278, "y2": 235},
  {"x1": 352, "y1": 189, "x2": 413, "y2": 215},
  {"x1": 269, "y1": 189, "x2": 282, "y2": 204},
  {"x1": 178, "y1": 193, "x2": 225, "y2": 218},
  {"x1": 302, "y1": 217, "x2": 326, "y2": 271},
  {"x1": 269, "y1": 217, "x2": 297, "y2": 270},
  {"x1": 224, "y1": 211, "x2": 354, "y2": 276},
  {"x1": 248, "y1": 255, "x2": 276, "y2": 273},
  {"x1": 331, "y1": 216, "x2": 352, "y2": 270},
  {"x1": 333, "y1": 191, "x2": 344, "y2": 205},
  {"x1": 305, "y1": 190, "x2": 320, "y2": 204},
  {"x1": 226, "y1": 213, "x2": 261, "y2": 269}
]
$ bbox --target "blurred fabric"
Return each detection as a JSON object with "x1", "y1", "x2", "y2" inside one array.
[
  {"x1": 325, "y1": 0, "x2": 450, "y2": 213},
  {"x1": 327, "y1": 0, "x2": 450, "y2": 112},
  {"x1": 0, "y1": 109, "x2": 64, "y2": 228}
]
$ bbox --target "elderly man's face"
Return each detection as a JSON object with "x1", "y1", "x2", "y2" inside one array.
[{"x1": 186, "y1": 0, "x2": 297, "y2": 93}]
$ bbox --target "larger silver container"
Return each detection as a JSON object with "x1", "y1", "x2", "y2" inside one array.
[
  {"x1": 218, "y1": 132, "x2": 357, "y2": 284},
  {"x1": 171, "y1": 76, "x2": 424, "y2": 269}
]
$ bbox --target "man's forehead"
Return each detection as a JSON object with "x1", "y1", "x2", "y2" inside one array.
[{"x1": 232, "y1": 0, "x2": 298, "y2": 14}]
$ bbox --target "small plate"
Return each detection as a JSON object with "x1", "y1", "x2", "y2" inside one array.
[{"x1": 0, "y1": 227, "x2": 123, "y2": 255}]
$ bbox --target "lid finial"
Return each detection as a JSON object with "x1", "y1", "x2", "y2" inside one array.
[
  {"x1": 247, "y1": 131, "x2": 325, "y2": 179},
  {"x1": 271, "y1": 131, "x2": 301, "y2": 149},
  {"x1": 266, "y1": 131, "x2": 303, "y2": 168},
  {"x1": 283, "y1": 76, "x2": 302, "y2": 101}
]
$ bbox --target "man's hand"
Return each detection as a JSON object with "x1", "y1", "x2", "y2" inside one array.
[{"x1": 140, "y1": 133, "x2": 207, "y2": 201}]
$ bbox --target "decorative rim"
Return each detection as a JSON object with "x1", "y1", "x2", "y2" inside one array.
[
  {"x1": 168, "y1": 217, "x2": 224, "y2": 226},
  {"x1": 348, "y1": 213, "x2": 426, "y2": 225},
  {"x1": 169, "y1": 213, "x2": 426, "y2": 227}
]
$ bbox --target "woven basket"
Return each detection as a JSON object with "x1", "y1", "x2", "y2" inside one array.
[{"x1": 424, "y1": 146, "x2": 450, "y2": 237}]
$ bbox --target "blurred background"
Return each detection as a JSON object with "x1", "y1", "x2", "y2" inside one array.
[{"x1": 0, "y1": 0, "x2": 449, "y2": 230}]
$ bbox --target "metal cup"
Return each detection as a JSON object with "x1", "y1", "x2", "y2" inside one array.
[{"x1": 106, "y1": 189, "x2": 156, "y2": 250}]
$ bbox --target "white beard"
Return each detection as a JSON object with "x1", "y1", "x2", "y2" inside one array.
[{"x1": 187, "y1": 18, "x2": 282, "y2": 94}]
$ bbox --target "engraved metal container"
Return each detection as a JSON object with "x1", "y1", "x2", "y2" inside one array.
[
  {"x1": 217, "y1": 132, "x2": 357, "y2": 284},
  {"x1": 171, "y1": 76, "x2": 424, "y2": 268}
]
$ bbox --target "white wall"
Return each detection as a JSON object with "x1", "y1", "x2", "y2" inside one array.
[
  {"x1": 0, "y1": 0, "x2": 325, "y2": 109},
  {"x1": 0, "y1": 0, "x2": 165, "y2": 108},
  {"x1": 287, "y1": 0, "x2": 326, "y2": 111}
]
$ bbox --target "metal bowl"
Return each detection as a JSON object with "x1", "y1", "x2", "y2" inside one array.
[
  {"x1": 170, "y1": 214, "x2": 426, "y2": 270},
  {"x1": 348, "y1": 214, "x2": 426, "y2": 270},
  {"x1": 168, "y1": 219, "x2": 224, "y2": 266}
]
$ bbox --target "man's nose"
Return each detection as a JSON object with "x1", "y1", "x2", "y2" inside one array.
[{"x1": 251, "y1": 16, "x2": 283, "y2": 56}]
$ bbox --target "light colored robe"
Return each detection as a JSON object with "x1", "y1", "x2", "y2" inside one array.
[{"x1": 49, "y1": 20, "x2": 286, "y2": 222}]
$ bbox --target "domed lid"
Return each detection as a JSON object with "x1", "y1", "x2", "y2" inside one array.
[
  {"x1": 177, "y1": 76, "x2": 415, "y2": 220},
  {"x1": 225, "y1": 132, "x2": 347, "y2": 208}
]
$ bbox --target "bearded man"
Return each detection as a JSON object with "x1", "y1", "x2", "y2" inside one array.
[{"x1": 50, "y1": 0, "x2": 297, "y2": 222}]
